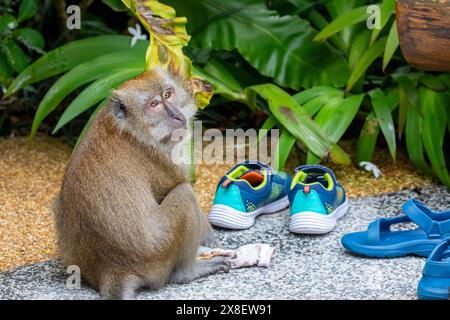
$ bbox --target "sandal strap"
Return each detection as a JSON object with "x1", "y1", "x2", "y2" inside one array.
[
  {"x1": 403, "y1": 199, "x2": 450, "y2": 238},
  {"x1": 423, "y1": 238, "x2": 450, "y2": 278},
  {"x1": 366, "y1": 215, "x2": 410, "y2": 245}
]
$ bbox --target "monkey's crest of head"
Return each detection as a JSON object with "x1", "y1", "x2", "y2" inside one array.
[{"x1": 110, "y1": 67, "x2": 197, "y2": 149}]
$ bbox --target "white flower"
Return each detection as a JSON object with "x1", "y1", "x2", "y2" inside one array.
[
  {"x1": 128, "y1": 24, "x2": 147, "y2": 47},
  {"x1": 359, "y1": 161, "x2": 382, "y2": 179}
]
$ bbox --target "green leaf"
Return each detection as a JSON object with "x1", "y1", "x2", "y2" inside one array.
[
  {"x1": 191, "y1": 66, "x2": 242, "y2": 102},
  {"x1": 247, "y1": 83, "x2": 351, "y2": 164},
  {"x1": 18, "y1": 0, "x2": 37, "y2": 22},
  {"x1": 386, "y1": 87, "x2": 400, "y2": 111},
  {"x1": 356, "y1": 112, "x2": 380, "y2": 163},
  {"x1": 290, "y1": 0, "x2": 356, "y2": 49},
  {"x1": 102, "y1": 0, "x2": 127, "y2": 11},
  {"x1": 348, "y1": 29, "x2": 370, "y2": 70},
  {"x1": 293, "y1": 86, "x2": 344, "y2": 117},
  {"x1": 0, "y1": 14, "x2": 17, "y2": 34},
  {"x1": 419, "y1": 74, "x2": 447, "y2": 92},
  {"x1": 30, "y1": 51, "x2": 145, "y2": 139},
  {"x1": 0, "y1": 51, "x2": 13, "y2": 84},
  {"x1": 302, "y1": 96, "x2": 330, "y2": 117},
  {"x1": 74, "y1": 100, "x2": 109, "y2": 150},
  {"x1": 370, "y1": 0, "x2": 396, "y2": 45},
  {"x1": 314, "y1": 6, "x2": 368, "y2": 42},
  {"x1": 322, "y1": 0, "x2": 359, "y2": 49},
  {"x1": 324, "y1": 0, "x2": 357, "y2": 20},
  {"x1": 204, "y1": 59, "x2": 242, "y2": 93},
  {"x1": 443, "y1": 92, "x2": 450, "y2": 133},
  {"x1": 347, "y1": 36, "x2": 387, "y2": 92},
  {"x1": 192, "y1": 59, "x2": 245, "y2": 102},
  {"x1": 405, "y1": 91, "x2": 432, "y2": 176},
  {"x1": 398, "y1": 85, "x2": 409, "y2": 140},
  {"x1": 369, "y1": 88, "x2": 396, "y2": 160},
  {"x1": 312, "y1": 96, "x2": 345, "y2": 124},
  {"x1": 307, "y1": 94, "x2": 365, "y2": 163},
  {"x1": 394, "y1": 74, "x2": 419, "y2": 138},
  {"x1": 14, "y1": 28, "x2": 45, "y2": 54},
  {"x1": 258, "y1": 115, "x2": 277, "y2": 143},
  {"x1": 5, "y1": 35, "x2": 146, "y2": 97},
  {"x1": 305, "y1": 91, "x2": 345, "y2": 167},
  {"x1": 293, "y1": 86, "x2": 343, "y2": 105},
  {"x1": 324, "y1": 0, "x2": 358, "y2": 45},
  {"x1": 421, "y1": 88, "x2": 450, "y2": 186},
  {"x1": 382, "y1": 22, "x2": 399, "y2": 71},
  {"x1": 2, "y1": 40, "x2": 29, "y2": 73},
  {"x1": 273, "y1": 129, "x2": 296, "y2": 170},
  {"x1": 53, "y1": 68, "x2": 144, "y2": 133},
  {"x1": 303, "y1": 8, "x2": 348, "y2": 53},
  {"x1": 438, "y1": 73, "x2": 450, "y2": 88},
  {"x1": 173, "y1": 0, "x2": 350, "y2": 89}
]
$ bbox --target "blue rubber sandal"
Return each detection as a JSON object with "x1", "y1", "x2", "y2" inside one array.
[
  {"x1": 418, "y1": 238, "x2": 450, "y2": 300},
  {"x1": 341, "y1": 199, "x2": 450, "y2": 258}
]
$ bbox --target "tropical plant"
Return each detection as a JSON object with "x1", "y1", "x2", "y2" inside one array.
[
  {"x1": 0, "y1": 0, "x2": 45, "y2": 87},
  {"x1": 169, "y1": 0, "x2": 450, "y2": 187},
  {"x1": 4, "y1": 0, "x2": 214, "y2": 146},
  {"x1": 4, "y1": 0, "x2": 450, "y2": 187}
]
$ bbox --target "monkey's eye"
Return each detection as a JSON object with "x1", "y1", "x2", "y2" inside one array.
[
  {"x1": 163, "y1": 89, "x2": 173, "y2": 99},
  {"x1": 150, "y1": 99, "x2": 160, "y2": 108}
]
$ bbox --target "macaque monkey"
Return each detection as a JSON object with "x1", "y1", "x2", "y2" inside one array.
[{"x1": 54, "y1": 68, "x2": 228, "y2": 299}]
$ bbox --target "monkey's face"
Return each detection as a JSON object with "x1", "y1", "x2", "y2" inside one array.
[{"x1": 111, "y1": 68, "x2": 197, "y2": 146}]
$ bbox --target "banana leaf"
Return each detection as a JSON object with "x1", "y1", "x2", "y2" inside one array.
[
  {"x1": 172, "y1": 0, "x2": 350, "y2": 89},
  {"x1": 53, "y1": 68, "x2": 144, "y2": 133},
  {"x1": 5, "y1": 35, "x2": 144, "y2": 96},
  {"x1": 30, "y1": 51, "x2": 146, "y2": 139}
]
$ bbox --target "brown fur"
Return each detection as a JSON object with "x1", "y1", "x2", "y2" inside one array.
[{"x1": 54, "y1": 69, "x2": 227, "y2": 299}]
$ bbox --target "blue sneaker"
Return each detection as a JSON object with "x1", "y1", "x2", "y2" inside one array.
[
  {"x1": 288, "y1": 165, "x2": 348, "y2": 234},
  {"x1": 208, "y1": 161, "x2": 291, "y2": 229}
]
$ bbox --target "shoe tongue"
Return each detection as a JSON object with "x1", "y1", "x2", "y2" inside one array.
[{"x1": 239, "y1": 170, "x2": 264, "y2": 187}]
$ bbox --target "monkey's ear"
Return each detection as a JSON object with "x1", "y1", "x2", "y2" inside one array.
[{"x1": 111, "y1": 98, "x2": 127, "y2": 119}]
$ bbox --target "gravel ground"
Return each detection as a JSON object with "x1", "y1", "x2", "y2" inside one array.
[{"x1": 1, "y1": 185, "x2": 448, "y2": 300}]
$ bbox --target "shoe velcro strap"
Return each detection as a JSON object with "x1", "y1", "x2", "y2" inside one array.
[{"x1": 402, "y1": 199, "x2": 450, "y2": 238}]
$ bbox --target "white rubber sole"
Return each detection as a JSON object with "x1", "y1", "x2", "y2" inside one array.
[
  {"x1": 289, "y1": 199, "x2": 349, "y2": 234},
  {"x1": 208, "y1": 196, "x2": 290, "y2": 230}
]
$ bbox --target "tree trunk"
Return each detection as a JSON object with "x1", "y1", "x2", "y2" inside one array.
[{"x1": 396, "y1": 0, "x2": 450, "y2": 72}]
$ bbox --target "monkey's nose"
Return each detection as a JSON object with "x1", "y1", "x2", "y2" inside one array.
[
  {"x1": 171, "y1": 115, "x2": 187, "y2": 129},
  {"x1": 163, "y1": 102, "x2": 187, "y2": 128}
]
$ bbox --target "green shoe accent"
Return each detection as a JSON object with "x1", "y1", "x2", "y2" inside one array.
[
  {"x1": 224, "y1": 165, "x2": 268, "y2": 190},
  {"x1": 213, "y1": 184, "x2": 246, "y2": 212}
]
